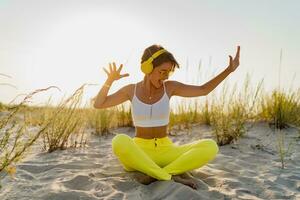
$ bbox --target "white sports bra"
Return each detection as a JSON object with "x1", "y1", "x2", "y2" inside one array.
[{"x1": 131, "y1": 81, "x2": 170, "y2": 127}]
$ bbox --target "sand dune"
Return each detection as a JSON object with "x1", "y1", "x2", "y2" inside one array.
[{"x1": 0, "y1": 122, "x2": 299, "y2": 200}]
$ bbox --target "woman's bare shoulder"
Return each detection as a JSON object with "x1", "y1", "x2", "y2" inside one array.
[
  {"x1": 165, "y1": 80, "x2": 178, "y2": 97},
  {"x1": 125, "y1": 83, "x2": 136, "y2": 102}
]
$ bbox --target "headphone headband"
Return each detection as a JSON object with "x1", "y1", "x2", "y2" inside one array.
[{"x1": 149, "y1": 49, "x2": 167, "y2": 61}]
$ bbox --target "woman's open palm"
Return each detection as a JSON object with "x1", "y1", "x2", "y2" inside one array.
[{"x1": 103, "y1": 62, "x2": 129, "y2": 81}]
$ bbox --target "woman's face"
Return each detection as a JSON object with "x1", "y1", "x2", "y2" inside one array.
[{"x1": 149, "y1": 62, "x2": 175, "y2": 88}]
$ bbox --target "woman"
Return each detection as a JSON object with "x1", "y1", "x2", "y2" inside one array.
[{"x1": 93, "y1": 44, "x2": 240, "y2": 189}]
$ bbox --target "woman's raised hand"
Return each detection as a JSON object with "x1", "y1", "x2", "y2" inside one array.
[
  {"x1": 227, "y1": 46, "x2": 240, "y2": 73},
  {"x1": 102, "y1": 62, "x2": 129, "y2": 81}
]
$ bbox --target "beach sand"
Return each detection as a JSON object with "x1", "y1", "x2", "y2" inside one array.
[{"x1": 0, "y1": 121, "x2": 299, "y2": 200}]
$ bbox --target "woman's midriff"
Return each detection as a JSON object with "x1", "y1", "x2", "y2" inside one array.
[{"x1": 135, "y1": 125, "x2": 168, "y2": 139}]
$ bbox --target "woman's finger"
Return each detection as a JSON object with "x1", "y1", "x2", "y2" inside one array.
[
  {"x1": 103, "y1": 67, "x2": 109, "y2": 75},
  {"x1": 234, "y1": 50, "x2": 240, "y2": 62},
  {"x1": 120, "y1": 73, "x2": 129, "y2": 78},
  {"x1": 109, "y1": 63, "x2": 113, "y2": 72},
  {"x1": 236, "y1": 46, "x2": 240, "y2": 58},
  {"x1": 113, "y1": 62, "x2": 116, "y2": 71},
  {"x1": 229, "y1": 55, "x2": 233, "y2": 63},
  {"x1": 117, "y1": 64, "x2": 123, "y2": 73}
]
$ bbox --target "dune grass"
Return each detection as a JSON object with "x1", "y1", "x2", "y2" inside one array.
[
  {"x1": 115, "y1": 104, "x2": 133, "y2": 127},
  {"x1": 0, "y1": 86, "x2": 60, "y2": 188},
  {"x1": 0, "y1": 83, "x2": 103, "y2": 187},
  {"x1": 1, "y1": 63, "x2": 299, "y2": 186},
  {"x1": 1, "y1": 75, "x2": 298, "y2": 147},
  {"x1": 259, "y1": 88, "x2": 300, "y2": 129},
  {"x1": 265, "y1": 87, "x2": 300, "y2": 169},
  {"x1": 169, "y1": 100, "x2": 199, "y2": 134},
  {"x1": 39, "y1": 84, "x2": 89, "y2": 152},
  {"x1": 206, "y1": 74, "x2": 264, "y2": 145},
  {"x1": 0, "y1": 103, "x2": 6, "y2": 112},
  {"x1": 87, "y1": 108, "x2": 116, "y2": 136},
  {"x1": 275, "y1": 128, "x2": 296, "y2": 169}
]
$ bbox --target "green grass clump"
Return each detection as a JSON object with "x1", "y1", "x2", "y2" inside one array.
[
  {"x1": 206, "y1": 74, "x2": 263, "y2": 145},
  {"x1": 0, "y1": 86, "x2": 59, "y2": 187},
  {"x1": 87, "y1": 108, "x2": 115, "y2": 136},
  {"x1": 115, "y1": 104, "x2": 133, "y2": 127},
  {"x1": 259, "y1": 88, "x2": 300, "y2": 129},
  {"x1": 40, "y1": 84, "x2": 89, "y2": 152}
]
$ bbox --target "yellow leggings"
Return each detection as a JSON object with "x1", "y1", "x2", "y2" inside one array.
[{"x1": 111, "y1": 134, "x2": 219, "y2": 181}]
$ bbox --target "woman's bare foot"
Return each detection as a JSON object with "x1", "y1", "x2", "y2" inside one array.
[
  {"x1": 133, "y1": 172, "x2": 157, "y2": 185},
  {"x1": 172, "y1": 174, "x2": 197, "y2": 190}
]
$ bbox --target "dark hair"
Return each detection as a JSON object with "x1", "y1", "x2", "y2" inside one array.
[{"x1": 141, "y1": 44, "x2": 180, "y2": 70}]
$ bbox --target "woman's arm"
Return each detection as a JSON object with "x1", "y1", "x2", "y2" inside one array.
[
  {"x1": 201, "y1": 67, "x2": 232, "y2": 95},
  {"x1": 203, "y1": 45, "x2": 240, "y2": 94},
  {"x1": 170, "y1": 46, "x2": 240, "y2": 97},
  {"x1": 170, "y1": 67, "x2": 232, "y2": 97},
  {"x1": 93, "y1": 77, "x2": 113, "y2": 108}
]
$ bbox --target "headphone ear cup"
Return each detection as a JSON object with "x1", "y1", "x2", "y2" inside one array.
[
  {"x1": 141, "y1": 48, "x2": 166, "y2": 74},
  {"x1": 141, "y1": 61, "x2": 153, "y2": 74}
]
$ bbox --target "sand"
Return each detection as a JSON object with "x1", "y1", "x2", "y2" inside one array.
[{"x1": 0, "y1": 121, "x2": 299, "y2": 200}]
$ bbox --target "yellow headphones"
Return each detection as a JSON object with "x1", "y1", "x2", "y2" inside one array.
[{"x1": 141, "y1": 49, "x2": 167, "y2": 74}]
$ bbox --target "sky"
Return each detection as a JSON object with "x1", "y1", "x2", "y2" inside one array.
[{"x1": 0, "y1": 0, "x2": 299, "y2": 108}]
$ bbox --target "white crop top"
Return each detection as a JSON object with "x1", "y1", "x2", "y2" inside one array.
[{"x1": 131, "y1": 81, "x2": 170, "y2": 127}]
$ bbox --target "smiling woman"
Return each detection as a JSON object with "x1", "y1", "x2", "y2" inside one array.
[{"x1": 91, "y1": 43, "x2": 236, "y2": 189}]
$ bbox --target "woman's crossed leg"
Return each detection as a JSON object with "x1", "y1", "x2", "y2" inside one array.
[
  {"x1": 112, "y1": 133, "x2": 219, "y2": 181},
  {"x1": 111, "y1": 134, "x2": 171, "y2": 180}
]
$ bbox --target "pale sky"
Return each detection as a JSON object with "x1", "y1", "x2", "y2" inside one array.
[{"x1": 0, "y1": 0, "x2": 299, "y2": 107}]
